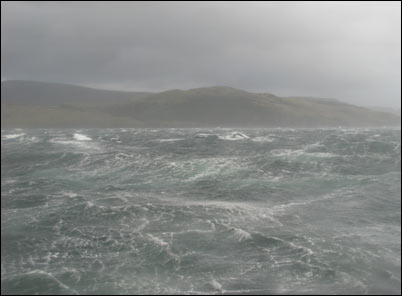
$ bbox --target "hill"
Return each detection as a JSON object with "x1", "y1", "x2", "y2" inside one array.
[{"x1": 1, "y1": 81, "x2": 400, "y2": 128}]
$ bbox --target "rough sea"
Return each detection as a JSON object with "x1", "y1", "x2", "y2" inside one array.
[{"x1": 1, "y1": 128, "x2": 401, "y2": 295}]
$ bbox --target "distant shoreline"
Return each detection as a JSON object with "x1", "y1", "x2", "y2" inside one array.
[{"x1": 2, "y1": 81, "x2": 401, "y2": 128}]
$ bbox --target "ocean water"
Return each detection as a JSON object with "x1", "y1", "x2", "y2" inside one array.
[{"x1": 1, "y1": 127, "x2": 401, "y2": 295}]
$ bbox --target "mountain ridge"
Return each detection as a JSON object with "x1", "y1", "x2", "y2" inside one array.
[{"x1": 1, "y1": 80, "x2": 400, "y2": 128}]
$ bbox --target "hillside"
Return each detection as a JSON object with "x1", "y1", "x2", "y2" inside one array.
[
  {"x1": 1, "y1": 81, "x2": 400, "y2": 128},
  {"x1": 1, "y1": 80, "x2": 151, "y2": 105}
]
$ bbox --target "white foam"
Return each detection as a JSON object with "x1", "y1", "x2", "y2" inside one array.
[
  {"x1": 73, "y1": 133, "x2": 92, "y2": 141},
  {"x1": 51, "y1": 136, "x2": 99, "y2": 150},
  {"x1": 231, "y1": 227, "x2": 252, "y2": 242},
  {"x1": 147, "y1": 234, "x2": 168, "y2": 247},
  {"x1": 27, "y1": 136, "x2": 38, "y2": 142},
  {"x1": 252, "y1": 136, "x2": 275, "y2": 143},
  {"x1": 179, "y1": 199, "x2": 283, "y2": 227},
  {"x1": 196, "y1": 133, "x2": 215, "y2": 137},
  {"x1": 62, "y1": 192, "x2": 78, "y2": 198},
  {"x1": 3, "y1": 133, "x2": 25, "y2": 139},
  {"x1": 3, "y1": 179, "x2": 17, "y2": 184},
  {"x1": 219, "y1": 131, "x2": 250, "y2": 141},
  {"x1": 272, "y1": 193, "x2": 338, "y2": 213},
  {"x1": 157, "y1": 138, "x2": 185, "y2": 142},
  {"x1": 85, "y1": 201, "x2": 95, "y2": 208},
  {"x1": 183, "y1": 157, "x2": 238, "y2": 182},
  {"x1": 394, "y1": 143, "x2": 401, "y2": 152},
  {"x1": 271, "y1": 149, "x2": 304, "y2": 157},
  {"x1": 308, "y1": 152, "x2": 335, "y2": 158},
  {"x1": 304, "y1": 142, "x2": 324, "y2": 150},
  {"x1": 115, "y1": 153, "x2": 133, "y2": 161},
  {"x1": 209, "y1": 279, "x2": 222, "y2": 290},
  {"x1": 25, "y1": 270, "x2": 79, "y2": 294}
]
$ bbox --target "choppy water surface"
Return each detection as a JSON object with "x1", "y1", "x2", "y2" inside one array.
[{"x1": 1, "y1": 128, "x2": 401, "y2": 294}]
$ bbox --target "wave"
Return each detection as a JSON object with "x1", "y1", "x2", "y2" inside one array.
[
  {"x1": 3, "y1": 133, "x2": 25, "y2": 139},
  {"x1": 208, "y1": 279, "x2": 223, "y2": 290},
  {"x1": 2, "y1": 270, "x2": 79, "y2": 295},
  {"x1": 49, "y1": 134, "x2": 100, "y2": 150},
  {"x1": 60, "y1": 191, "x2": 78, "y2": 198},
  {"x1": 157, "y1": 138, "x2": 185, "y2": 142},
  {"x1": 73, "y1": 133, "x2": 92, "y2": 141},
  {"x1": 196, "y1": 133, "x2": 216, "y2": 138},
  {"x1": 230, "y1": 227, "x2": 252, "y2": 242},
  {"x1": 304, "y1": 142, "x2": 328, "y2": 153},
  {"x1": 270, "y1": 148, "x2": 336, "y2": 158},
  {"x1": 270, "y1": 149, "x2": 305, "y2": 157},
  {"x1": 146, "y1": 233, "x2": 169, "y2": 247},
  {"x1": 252, "y1": 136, "x2": 276, "y2": 143},
  {"x1": 218, "y1": 131, "x2": 250, "y2": 141}
]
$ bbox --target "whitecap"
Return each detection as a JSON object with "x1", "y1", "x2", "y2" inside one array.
[
  {"x1": 394, "y1": 143, "x2": 401, "y2": 152},
  {"x1": 196, "y1": 133, "x2": 214, "y2": 137},
  {"x1": 73, "y1": 133, "x2": 92, "y2": 141},
  {"x1": 219, "y1": 131, "x2": 250, "y2": 141},
  {"x1": 147, "y1": 234, "x2": 169, "y2": 247},
  {"x1": 304, "y1": 142, "x2": 326, "y2": 152},
  {"x1": 208, "y1": 279, "x2": 222, "y2": 290},
  {"x1": 51, "y1": 135, "x2": 99, "y2": 150},
  {"x1": 3, "y1": 133, "x2": 25, "y2": 139},
  {"x1": 85, "y1": 201, "x2": 95, "y2": 208},
  {"x1": 3, "y1": 179, "x2": 17, "y2": 184},
  {"x1": 157, "y1": 138, "x2": 185, "y2": 142},
  {"x1": 24, "y1": 270, "x2": 79, "y2": 295},
  {"x1": 115, "y1": 153, "x2": 133, "y2": 160},
  {"x1": 252, "y1": 136, "x2": 275, "y2": 143},
  {"x1": 307, "y1": 152, "x2": 335, "y2": 158},
  {"x1": 231, "y1": 227, "x2": 252, "y2": 242},
  {"x1": 27, "y1": 136, "x2": 38, "y2": 142},
  {"x1": 62, "y1": 192, "x2": 78, "y2": 198},
  {"x1": 271, "y1": 149, "x2": 304, "y2": 157}
]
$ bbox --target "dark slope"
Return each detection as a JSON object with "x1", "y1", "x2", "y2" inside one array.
[
  {"x1": 1, "y1": 80, "x2": 151, "y2": 105},
  {"x1": 106, "y1": 86, "x2": 400, "y2": 127},
  {"x1": 1, "y1": 81, "x2": 400, "y2": 127}
]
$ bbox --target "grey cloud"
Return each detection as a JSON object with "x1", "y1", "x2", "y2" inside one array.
[{"x1": 1, "y1": 1, "x2": 401, "y2": 108}]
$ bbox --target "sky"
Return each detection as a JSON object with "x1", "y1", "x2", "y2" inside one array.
[{"x1": 1, "y1": 1, "x2": 401, "y2": 108}]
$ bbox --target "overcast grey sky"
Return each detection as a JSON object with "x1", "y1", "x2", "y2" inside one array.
[{"x1": 1, "y1": 1, "x2": 401, "y2": 108}]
